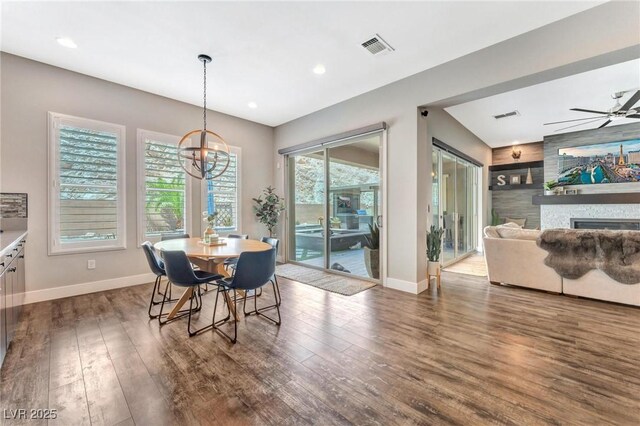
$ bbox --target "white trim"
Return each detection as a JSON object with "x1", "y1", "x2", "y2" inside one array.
[
  {"x1": 200, "y1": 145, "x2": 242, "y2": 235},
  {"x1": 48, "y1": 112, "x2": 127, "y2": 255},
  {"x1": 385, "y1": 277, "x2": 429, "y2": 294},
  {"x1": 136, "y1": 129, "x2": 192, "y2": 246},
  {"x1": 23, "y1": 272, "x2": 156, "y2": 305},
  {"x1": 381, "y1": 129, "x2": 388, "y2": 287}
]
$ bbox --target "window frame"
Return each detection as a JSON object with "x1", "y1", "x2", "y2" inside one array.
[
  {"x1": 136, "y1": 129, "x2": 192, "y2": 245},
  {"x1": 200, "y1": 145, "x2": 242, "y2": 235},
  {"x1": 48, "y1": 112, "x2": 127, "y2": 255}
]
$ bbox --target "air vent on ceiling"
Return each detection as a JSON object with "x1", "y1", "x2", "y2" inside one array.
[
  {"x1": 361, "y1": 34, "x2": 395, "y2": 55},
  {"x1": 493, "y1": 110, "x2": 521, "y2": 120}
]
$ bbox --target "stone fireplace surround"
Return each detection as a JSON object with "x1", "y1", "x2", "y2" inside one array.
[{"x1": 541, "y1": 204, "x2": 640, "y2": 229}]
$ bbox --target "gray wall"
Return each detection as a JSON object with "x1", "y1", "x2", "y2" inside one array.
[
  {"x1": 544, "y1": 122, "x2": 640, "y2": 194},
  {"x1": 274, "y1": 1, "x2": 639, "y2": 289},
  {"x1": 0, "y1": 53, "x2": 274, "y2": 293}
]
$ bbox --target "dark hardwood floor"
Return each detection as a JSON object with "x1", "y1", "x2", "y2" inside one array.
[{"x1": 1, "y1": 272, "x2": 639, "y2": 425}]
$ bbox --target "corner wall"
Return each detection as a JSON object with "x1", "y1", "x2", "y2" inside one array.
[{"x1": 0, "y1": 53, "x2": 274, "y2": 301}]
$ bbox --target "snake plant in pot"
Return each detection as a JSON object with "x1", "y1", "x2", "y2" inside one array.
[
  {"x1": 426, "y1": 224, "x2": 444, "y2": 275},
  {"x1": 363, "y1": 223, "x2": 380, "y2": 279}
]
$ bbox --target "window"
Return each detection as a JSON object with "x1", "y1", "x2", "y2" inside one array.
[
  {"x1": 201, "y1": 146, "x2": 241, "y2": 233},
  {"x1": 137, "y1": 129, "x2": 191, "y2": 243},
  {"x1": 48, "y1": 112, "x2": 126, "y2": 254}
]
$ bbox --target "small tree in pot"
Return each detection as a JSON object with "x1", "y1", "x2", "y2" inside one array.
[
  {"x1": 253, "y1": 186, "x2": 285, "y2": 237},
  {"x1": 426, "y1": 224, "x2": 444, "y2": 276},
  {"x1": 363, "y1": 223, "x2": 380, "y2": 279}
]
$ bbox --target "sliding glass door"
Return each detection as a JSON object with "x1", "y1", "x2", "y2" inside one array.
[
  {"x1": 433, "y1": 146, "x2": 478, "y2": 265},
  {"x1": 287, "y1": 132, "x2": 383, "y2": 281}
]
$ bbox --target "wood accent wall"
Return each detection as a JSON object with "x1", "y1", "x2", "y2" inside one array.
[
  {"x1": 492, "y1": 141, "x2": 543, "y2": 165},
  {"x1": 491, "y1": 142, "x2": 544, "y2": 229}
]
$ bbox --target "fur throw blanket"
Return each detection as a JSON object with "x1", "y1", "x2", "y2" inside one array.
[{"x1": 537, "y1": 229, "x2": 640, "y2": 284}]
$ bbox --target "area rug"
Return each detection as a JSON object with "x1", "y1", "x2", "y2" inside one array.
[{"x1": 276, "y1": 263, "x2": 376, "y2": 296}]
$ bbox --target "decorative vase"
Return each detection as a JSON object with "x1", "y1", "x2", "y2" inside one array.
[
  {"x1": 364, "y1": 247, "x2": 380, "y2": 279},
  {"x1": 544, "y1": 190, "x2": 555, "y2": 196},
  {"x1": 526, "y1": 168, "x2": 533, "y2": 184},
  {"x1": 204, "y1": 226, "x2": 215, "y2": 243}
]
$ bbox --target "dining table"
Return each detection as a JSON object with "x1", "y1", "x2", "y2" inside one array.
[{"x1": 153, "y1": 237, "x2": 272, "y2": 320}]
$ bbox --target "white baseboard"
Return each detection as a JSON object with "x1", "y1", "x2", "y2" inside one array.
[
  {"x1": 23, "y1": 272, "x2": 156, "y2": 305},
  {"x1": 385, "y1": 277, "x2": 429, "y2": 294}
]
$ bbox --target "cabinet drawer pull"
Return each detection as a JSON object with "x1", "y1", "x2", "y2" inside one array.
[
  {"x1": 6, "y1": 254, "x2": 12, "y2": 258},
  {"x1": 18, "y1": 255, "x2": 24, "y2": 259},
  {"x1": 8, "y1": 267, "x2": 16, "y2": 273}
]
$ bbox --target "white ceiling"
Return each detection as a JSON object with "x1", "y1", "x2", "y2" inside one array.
[
  {"x1": 1, "y1": 1, "x2": 602, "y2": 127},
  {"x1": 445, "y1": 59, "x2": 640, "y2": 148}
]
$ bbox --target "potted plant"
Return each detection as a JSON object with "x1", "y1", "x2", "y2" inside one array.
[
  {"x1": 544, "y1": 180, "x2": 558, "y2": 196},
  {"x1": 363, "y1": 223, "x2": 380, "y2": 279},
  {"x1": 426, "y1": 224, "x2": 444, "y2": 276},
  {"x1": 253, "y1": 186, "x2": 285, "y2": 237}
]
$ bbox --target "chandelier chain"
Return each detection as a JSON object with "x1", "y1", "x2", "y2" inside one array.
[{"x1": 203, "y1": 59, "x2": 207, "y2": 131}]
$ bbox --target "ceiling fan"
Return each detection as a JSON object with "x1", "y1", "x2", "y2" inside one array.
[{"x1": 544, "y1": 89, "x2": 640, "y2": 132}]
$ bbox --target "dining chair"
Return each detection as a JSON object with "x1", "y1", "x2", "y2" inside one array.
[
  {"x1": 161, "y1": 233, "x2": 191, "y2": 241},
  {"x1": 224, "y1": 234, "x2": 249, "y2": 272},
  {"x1": 259, "y1": 237, "x2": 281, "y2": 305},
  {"x1": 159, "y1": 250, "x2": 223, "y2": 336},
  {"x1": 142, "y1": 242, "x2": 181, "y2": 318},
  {"x1": 213, "y1": 248, "x2": 279, "y2": 343}
]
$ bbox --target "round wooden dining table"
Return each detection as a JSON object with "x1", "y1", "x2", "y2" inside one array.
[{"x1": 154, "y1": 237, "x2": 272, "y2": 320}]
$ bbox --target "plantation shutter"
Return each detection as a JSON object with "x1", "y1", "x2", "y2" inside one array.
[
  {"x1": 49, "y1": 112, "x2": 126, "y2": 254},
  {"x1": 206, "y1": 151, "x2": 239, "y2": 231},
  {"x1": 143, "y1": 139, "x2": 187, "y2": 237}
]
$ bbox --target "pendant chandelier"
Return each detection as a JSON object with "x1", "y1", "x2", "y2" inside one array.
[{"x1": 177, "y1": 54, "x2": 230, "y2": 180}]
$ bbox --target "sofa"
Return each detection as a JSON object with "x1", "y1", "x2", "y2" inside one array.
[
  {"x1": 483, "y1": 225, "x2": 640, "y2": 307},
  {"x1": 483, "y1": 224, "x2": 562, "y2": 293}
]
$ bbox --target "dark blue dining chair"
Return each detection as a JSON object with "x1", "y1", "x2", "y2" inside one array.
[
  {"x1": 142, "y1": 241, "x2": 180, "y2": 318},
  {"x1": 258, "y1": 237, "x2": 281, "y2": 305},
  {"x1": 159, "y1": 250, "x2": 223, "y2": 336},
  {"x1": 161, "y1": 233, "x2": 191, "y2": 241},
  {"x1": 224, "y1": 233, "x2": 249, "y2": 272},
  {"x1": 213, "y1": 248, "x2": 279, "y2": 343}
]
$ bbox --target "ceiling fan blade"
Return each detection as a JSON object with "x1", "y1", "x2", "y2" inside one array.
[
  {"x1": 543, "y1": 116, "x2": 605, "y2": 125},
  {"x1": 555, "y1": 118, "x2": 603, "y2": 132},
  {"x1": 626, "y1": 114, "x2": 640, "y2": 119},
  {"x1": 598, "y1": 119, "x2": 612, "y2": 128},
  {"x1": 570, "y1": 108, "x2": 609, "y2": 115},
  {"x1": 619, "y1": 90, "x2": 640, "y2": 112}
]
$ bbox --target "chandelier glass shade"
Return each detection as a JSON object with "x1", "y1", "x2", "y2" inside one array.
[{"x1": 178, "y1": 54, "x2": 230, "y2": 180}]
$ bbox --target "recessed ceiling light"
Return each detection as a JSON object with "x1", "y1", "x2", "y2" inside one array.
[
  {"x1": 313, "y1": 64, "x2": 326, "y2": 75},
  {"x1": 56, "y1": 37, "x2": 77, "y2": 49},
  {"x1": 248, "y1": 102, "x2": 258, "y2": 109}
]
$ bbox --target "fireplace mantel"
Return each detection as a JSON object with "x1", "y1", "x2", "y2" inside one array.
[{"x1": 533, "y1": 193, "x2": 640, "y2": 205}]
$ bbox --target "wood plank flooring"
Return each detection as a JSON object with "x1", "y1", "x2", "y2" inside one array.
[{"x1": 1, "y1": 271, "x2": 639, "y2": 425}]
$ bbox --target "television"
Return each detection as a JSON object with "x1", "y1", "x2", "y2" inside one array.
[{"x1": 557, "y1": 138, "x2": 640, "y2": 186}]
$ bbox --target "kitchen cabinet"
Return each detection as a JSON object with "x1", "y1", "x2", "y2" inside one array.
[{"x1": 0, "y1": 235, "x2": 26, "y2": 366}]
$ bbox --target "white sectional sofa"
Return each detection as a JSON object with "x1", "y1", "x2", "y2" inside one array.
[
  {"x1": 483, "y1": 225, "x2": 640, "y2": 307},
  {"x1": 483, "y1": 225, "x2": 562, "y2": 293}
]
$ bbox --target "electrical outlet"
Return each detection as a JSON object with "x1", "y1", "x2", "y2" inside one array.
[{"x1": 87, "y1": 259, "x2": 96, "y2": 270}]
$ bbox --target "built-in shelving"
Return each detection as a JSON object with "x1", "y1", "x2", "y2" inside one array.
[{"x1": 489, "y1": 160, "x2": 544, "y2": 191}]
